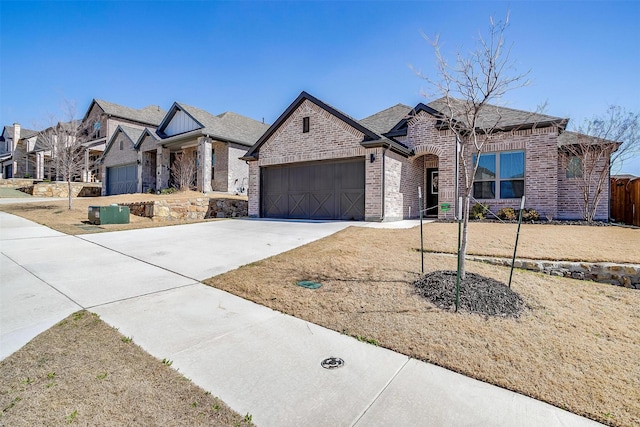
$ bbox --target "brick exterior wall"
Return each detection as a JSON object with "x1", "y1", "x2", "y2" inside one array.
[
  {"x1": 557, "y1": 151, "x2": 610, "y2": 220},
  {"x1": 212, "y1": 140, "x2": 228, "y2": 191},
  {"x1": 248, "y1": 161, "x2": 260, "y2": 217},
  {"x1": 462, "y1": 127, "x2": 560, "y2": 219},
  {"x1": 365, "y1": 147, "x2": 383, "y2": 221},
  {"x1": 406, "y1": 112, "x2": 457, "y2": 220},
  {"x1": 228, "y1": 143, "x2": 250, "y2": 194},
  {"x1": 139, "y1": 134, "x2": 157, "y2": 192},
  {"x1": 250, "y1": 99, "x2": 375, "y2": 219}
]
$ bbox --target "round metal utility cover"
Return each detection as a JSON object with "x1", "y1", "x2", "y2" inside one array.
[
  {"x1": 297, "y1": 280, "x2": 322, "y2": 289},
  {"x1": 321, "y1": 357, "x2": 344, "y2": 369}
]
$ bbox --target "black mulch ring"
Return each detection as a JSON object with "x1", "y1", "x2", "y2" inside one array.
[{"x1": 413, "y1": 270, "x2": 525, "y2": 318}]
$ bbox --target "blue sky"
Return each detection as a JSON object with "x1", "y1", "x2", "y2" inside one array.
[{"x1": 1, "y1": 1, "x2": 639, "y2": 173}]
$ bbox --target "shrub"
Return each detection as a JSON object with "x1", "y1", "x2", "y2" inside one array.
[
  {"x1": 470, "y1": 203, "x2": 489, "y2": 220},
  {"x1": 497, "y1": 207, "x2": 540, "y2": 221},
  {"x1": 521, "y1": 208, "x2": 540, "y2": 221},
  {"x1": 160, "y1": 187, "x2": 176, "y2": 195},
  {"x1": 497, "y1": 207, "x2": 517, "y2": 220}
]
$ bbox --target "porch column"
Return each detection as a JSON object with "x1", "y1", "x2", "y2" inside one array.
[
  {"x1": 36, "y1": 152, "x2": 45, "y2": 180},
  {"x1": 197, "y1": 136, "x2": 212, "y2": 193},
  {"x1": 83, "y1": 149, "x2": 90, "y2": 182},
  {"x1": 157, "y1": 146, "x2": 170, "y2": 190}
]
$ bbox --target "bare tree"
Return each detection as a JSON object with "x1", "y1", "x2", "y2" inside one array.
[
  {"x1": 170, "y1": 150, "x2": 196, "y2": 191},
  {"x1": 36, "y1": 101, "x2": 91, "y2": 209},
  {"x1": 562, "y1": 106, "x2": 639, "y2": 222},
  {"x1": 418, "y1": 13, "x2": 531, "y2": 278}
]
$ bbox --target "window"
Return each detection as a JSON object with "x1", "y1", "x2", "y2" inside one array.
[
  {"x1": 303, "y1": 116, "x2": 310, "y2": 133},
  {"x1": 473, "y1": 151, "x2": 525, "y2": 199},
  {"x1": 566, "y1": 155, "x2": 582, "y2": 178},
  {"x1": 93, "y1": 121, "x2": 101, "y2": 138},
  {"x1": 119, "y1": 139, "x2": 123, "y2": 150}
]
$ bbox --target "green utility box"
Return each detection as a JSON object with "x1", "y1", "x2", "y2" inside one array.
[{"x1": 88, "y1": 205, "x2": 130, "y2": 225}]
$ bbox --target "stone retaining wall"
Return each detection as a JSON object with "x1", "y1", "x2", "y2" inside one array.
[
  {"x1": 121, "y1": 198, "x2": 248, "y2": 221},
  {"x1": 0, "y1": 178, "x2": 35, "y2": 188},
  {"x1": 469, "y1": 255, "x2": 640, "y2": 289},
  {"x1": 21, "y1": 182, "x2": 102, "y2": 198}
]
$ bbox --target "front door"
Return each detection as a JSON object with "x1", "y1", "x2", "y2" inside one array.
[{"x1": 426, "y1": 168, "x2": 438, "y2": 216}]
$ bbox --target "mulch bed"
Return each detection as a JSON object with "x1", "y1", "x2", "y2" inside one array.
[{"x1": 413, "y1": 270, "x2": 525, "y2": 318}]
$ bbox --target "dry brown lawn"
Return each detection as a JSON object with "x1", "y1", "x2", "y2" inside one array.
[
  {"x1": 0, "y1": 191, "x2": 246, "y2": 235},
  {"x1": 0, "y1": 311, "x2": 253, "y2": 426},
  {"x1": 204, "y1": 224, "x2": 640, "y2": 427},
  {"x1": 422, "y1": 221, "x2": 639, "y2": 263}
]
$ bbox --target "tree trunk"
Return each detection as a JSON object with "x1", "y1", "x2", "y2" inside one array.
[
  {"x1": 67, "y1": 178, "x2": 72, "y2": 210},
  {"x1": 459, "y1": 196, "x2": 471, "y2": 279}
]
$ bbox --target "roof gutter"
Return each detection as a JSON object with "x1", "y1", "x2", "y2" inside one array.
[{"x1": 361, "y1": 139, "x2": 412, "y2": 157}]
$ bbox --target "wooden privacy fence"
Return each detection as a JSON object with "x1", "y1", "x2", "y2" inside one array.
[{"x1": 610, "y1": 177, "x2": 640, "y2": 226}]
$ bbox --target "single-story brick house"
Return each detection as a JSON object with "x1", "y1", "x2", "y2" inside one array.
[
  {"x1": 241, "y1": 91, "x2": 613, "y2": 221},
  {"x1": 99, "y1": 102, "x2": 270, "y2": 195}
]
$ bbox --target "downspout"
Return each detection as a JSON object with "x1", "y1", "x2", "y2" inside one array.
[{"x1": 380, "y1": 147, "x2": 387, "y2": 221}]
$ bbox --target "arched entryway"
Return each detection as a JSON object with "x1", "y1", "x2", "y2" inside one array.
[{"x1": 414, "y1": 145, "x2": 443, "y2": 218}]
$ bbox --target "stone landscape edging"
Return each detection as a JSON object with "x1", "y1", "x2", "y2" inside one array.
[{"x1": 467, "y1": 254, "x2": 640, "y2": 289}]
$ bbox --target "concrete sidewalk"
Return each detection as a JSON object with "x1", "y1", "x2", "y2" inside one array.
[{"x1": 0, "y1": 212, "x2": 601, "y2": 426}]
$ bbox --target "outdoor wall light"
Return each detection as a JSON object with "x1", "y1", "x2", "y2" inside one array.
[{"x1": 370, "y1": 153, "x2": 376, "y2": 163}]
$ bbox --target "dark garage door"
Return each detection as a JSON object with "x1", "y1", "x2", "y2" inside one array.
[
  {"x1": 107, "y1": 164, "x2": 137, "y2": 195},
  {"x1": 261, "y1": 158, "x2": 365, "y2": 220}
]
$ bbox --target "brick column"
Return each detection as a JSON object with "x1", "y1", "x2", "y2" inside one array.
[{"x1": 247, "y1": 161, "x2": 260, "y2": 217}]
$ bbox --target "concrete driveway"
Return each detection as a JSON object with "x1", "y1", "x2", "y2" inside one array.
[
  {"x1": 79, "y1": 218, "x2": 351, "y2": 281},
  {"x1": 0, "y1": 212, "x2": 601, "y2": 426}
]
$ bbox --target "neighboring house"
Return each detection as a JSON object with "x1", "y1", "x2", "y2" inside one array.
[
  {"x1": 0, "y1": 124, "x2": 39, "y2": 179},
  {"x1": 242, "y1": 91, "x2": 615, "y2": 222},
  {"x1": 81, "y1": 99, "x2": 166, "y2": 183},
  {"x1": 99, "y1": 101, "x2": 270, "y2": 195},
  {"x1": 99, "y1": 125, "x2": 144, "y2": 194}
]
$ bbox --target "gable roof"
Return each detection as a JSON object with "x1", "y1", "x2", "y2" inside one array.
[
  {"x1": 387, "y1": 98, "x2": 568, "y2": 138},
  {"x1": 427, "y1": 97, "x2": 567, "y2": 130},
  {"x1": 557, "y1": 130, "x2": 621, "y2": 149},
  {"x1": 157, "y1": 102, "x2": 270, "y2": 147},
  {"x1": 1, "y1": 125, "x2": 39, "y2": 141},
  {"x1": 359, "y1": 104, "x2": 413, "y2": 134},
  {"x1": 83, "y1": 99, "x2": 166, "y2": 126},
  {"x1": 243, "y1": 91, "x2": 411, "y2": 160},
  {"x1": 134, "y1": 127, "x2": 161, "y2": 150},
  {"x1": 101, "y1": 124, "x2": 145, "y2": 159}
]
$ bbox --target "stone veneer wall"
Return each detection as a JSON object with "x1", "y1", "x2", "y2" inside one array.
[
  {"x1": 469, "y1": 255, "x2": 639, "y2": 289},
  {"x1": 0, "y1": 178, "x2": 35, "y2": 187},
  {"x1": 121, "y1": 197, "x2": 248, "y2": 221},
  {"x1": 19, "y1": 182, "x2": 101, "y2": 197}
]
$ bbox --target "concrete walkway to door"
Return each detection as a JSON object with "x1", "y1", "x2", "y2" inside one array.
[{"x1": 0, "y1": 212, "x2": 602, "y2": 427}]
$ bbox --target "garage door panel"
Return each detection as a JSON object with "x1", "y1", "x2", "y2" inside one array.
[
  {"x1": 288, "y1": 193, "x2": 309, "y2": 218},
  {"x1": 107, "y1": 164, "x2": 137, "y2": 195},
  {"x1": 288, "y1": 166, "x2": 309, "y2": 192},
  {"x1": 261, "y1": 158, "x2": 364, "y2": 220},
  {"x1": 263, "y1": 194, "x2": 286, "y2": 217},
  {"x1": 309, "y1": 191, "x2": 335, "y2": 219},
  {"x1": 340, "y1": 191, "x2": 365, "y2": 220}
]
